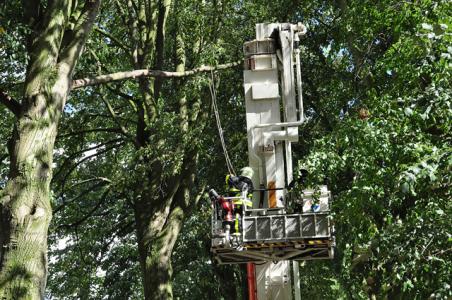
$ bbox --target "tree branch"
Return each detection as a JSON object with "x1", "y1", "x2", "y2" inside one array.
[
  {"x1": 105, "y1": 84, "x2": 138, "y2": 113},
  {"x1": 53, "y1": 138, "x2": 123, "y2": 180},
  {"x1": 71, "y1": 60, "x2": 242, "y2": 89},
  {"x1": 54, "y1": 180, "x2": 110, "y2": 214},
  {"x1": 57, "y1": 187, "x2": 111, "y2": 230},
  {"x1": 57, "y1": 127, "x2": 124, "y2": 139},
  {"x1": 94, "y1": 25, "x2": 130, "y2": 52},
  {"x1": 98, "y1": 91, "x2": 141, "y2": 148},
  {"x1": 0, "y1": 90, "x2": 21, "y2": 116},
  {"x1": 62, "y1": 177, "x2": 112, "y2": 195},
  {"x1": 58, "y1": 0, "x2": 101, "y2": 70},
  {"x1": 58, "y1": 141, "x2": 125, "y2": 195}
]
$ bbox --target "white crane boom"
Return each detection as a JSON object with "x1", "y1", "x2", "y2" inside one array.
[{"x1": 210, "y1": 22, "x2": 335, "y2": 300}]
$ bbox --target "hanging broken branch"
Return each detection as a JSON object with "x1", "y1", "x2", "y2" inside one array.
[{"x1": 71, "y1": 60, "x2": 242, "y2": 89}]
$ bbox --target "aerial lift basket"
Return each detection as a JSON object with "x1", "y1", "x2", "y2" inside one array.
[{"x1": 211, "y1": 187, "x2": 335, "y2": 265}]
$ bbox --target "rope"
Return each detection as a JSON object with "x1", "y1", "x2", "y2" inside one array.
[{"x1": 209, "y1": 71, "x2": 236, "y2": 176}]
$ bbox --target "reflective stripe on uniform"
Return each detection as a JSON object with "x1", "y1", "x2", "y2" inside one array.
[
  {"x1": 234, "y1": 213, "x2": 240, "y2": 232},
  {"x1": 233, "y1": 198, "x2": 253, "y2": 207}
]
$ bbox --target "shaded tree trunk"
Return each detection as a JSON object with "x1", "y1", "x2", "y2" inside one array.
[
  {"x1": 129, "y1": 2, "x2": 190, "y2": 298},
  {"x1": 0, "y1": 1, "x2": 100, "y2": 298},
  {"x1": 134, "y1": 153, "x2": 204, "y2": 299},
  {"x1": 134, "y1": 183, "x2": 187, "y2": 299},
  {"x1": 117, "y1": 0, "x2": 213, "y2": 297}
]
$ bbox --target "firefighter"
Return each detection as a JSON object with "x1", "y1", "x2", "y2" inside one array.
[
  {"x1": 209, "y1": 189, "x2": 234, "y2": 235},
  {"x1": 291, "y1": 168, "x2": 310, "y2": 212},
  {"x1": 226, "y1": 167, "x2": 254, "y2": 193},
  {"x1": 225, "y1": 167, "x2": 254, "y2": 234}
]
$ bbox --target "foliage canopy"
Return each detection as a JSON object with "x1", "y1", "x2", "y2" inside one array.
[{"x1": 0, "y1": 0, "x2": 450, "y2": 299}]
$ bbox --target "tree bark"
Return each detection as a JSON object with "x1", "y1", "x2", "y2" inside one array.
[
  {"x1": 134, "y1": 188, "x2": 186, "y2": 300},
  {"x1": 132, "y1": 100, "x2": 204, "y2": 298},
  {"x1": 134, "y1": 160, "x2": 203, "y2": 300},
  {"x1": 116, "y1": 1, "x2": 213, "y2": 298},
  {"x1": 0, "y1": 1, "x2": 100, "y2": 298},
  {"x1": 71, "y1": 60, "x2": 241, "y2": 89}
]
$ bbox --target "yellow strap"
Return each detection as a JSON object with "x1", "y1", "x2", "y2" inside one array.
[
  {"x1": 234, "y1": 213, "x2": 239, "y2": 232},
  {"x1": 233, "y1": 197, "x2": 252, "y2": 203},
  {"x1": 233, "y1": 199, "x2": 252, "y2": 208}
]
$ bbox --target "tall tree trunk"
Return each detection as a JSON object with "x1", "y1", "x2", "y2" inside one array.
[
  {"x1": 131, "y1": 2, "x2": 185, "y2": 297},
  {"x1": 135, "y1": 188, "x2": 186, "y2": 299},
  {"x1": 134, "y1": 162, "x2": 200, "y2": 300},
  {"x1": 0, "y1": 1, "x2": 100, "y2": 298},
  {"x1": 126, "y1": 1, "x2": 214, "y2": 297}
]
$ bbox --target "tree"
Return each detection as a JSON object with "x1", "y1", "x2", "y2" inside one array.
[
  {"x1": 291, "y1": 0, "x2": 451, "y2": 298},
  {"x1": 0, "y1": 1, "x2": 100, "y2": 298},
  {"x1": 47, "y1": 0, "x2": 248, "y2": 298},
  {"x1": 1, "y1": 0, "x2": 447, "y2": 298}
]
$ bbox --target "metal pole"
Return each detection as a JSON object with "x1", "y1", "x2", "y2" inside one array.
[{"x1": 247, "y1": 263, "x2": 257, "y2": 300}]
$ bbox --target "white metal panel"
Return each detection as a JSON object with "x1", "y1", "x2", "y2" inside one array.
[
  {"x1": 263, "y1": 129, "x2": 298, "y2": 145},
  {"x1": 254, "y1": 55, "x2": 277, "y2": 70},
  {"x1": 293, "y1": 261, "x2": 301, "y2": 300},
  {"x1": 256, "y1": 261, "x2": 291, "y2": 300},
  {"x1": 244, "y1": 70, "x2": 280, "y2": 206},
  {"x1": 280, "y1": 30, "x2": 298, "y2": 123},
  {"x1": 251, "y1": 83, "x2": 279, "y2": 100},
  {"x1": 244, "y1": 69, "x2": 279, "y2": 83},
  {"x1": 286, "y1": 127, "x2": 298, "y2": 142},
  {"x1": 244, "y1": 99, "x2": 272, "y2": 191},
  {"x1": 255, "y1": 263, "x2": 267, "y2": 298}
]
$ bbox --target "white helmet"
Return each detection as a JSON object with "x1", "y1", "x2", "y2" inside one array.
[{"x1": 240, "y1": 167, "x2": 254, "y2": 179}]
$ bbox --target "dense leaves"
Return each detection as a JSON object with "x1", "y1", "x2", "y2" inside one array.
[
  {"x1": 1, "y1": 0, "x2": 450, "y2": 299},
  {"x1": 296, "y1": 0, "x2": 451, "y2": 298}
]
